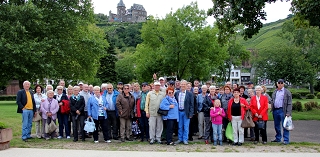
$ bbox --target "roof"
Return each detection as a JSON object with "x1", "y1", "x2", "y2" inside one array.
[
  {"x1": 117, "y1": 0, "x2": 125, "y2": 7},
  {"x1": 131, "y1": 3, "x2": 145, "y2": 11}
]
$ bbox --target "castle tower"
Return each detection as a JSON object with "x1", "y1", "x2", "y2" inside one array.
[{"x1": 117, "y1": 0, "x2": 126, "y2": 22}]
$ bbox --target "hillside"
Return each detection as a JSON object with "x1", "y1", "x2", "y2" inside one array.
[{"x1": 238, "y1": 18, "x2": 290, "y2": 50}]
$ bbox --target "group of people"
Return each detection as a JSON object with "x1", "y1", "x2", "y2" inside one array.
[{"x1": 16, "y1": 77, "x2": 292, "y2": 146}]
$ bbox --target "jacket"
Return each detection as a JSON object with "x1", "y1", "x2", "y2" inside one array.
[
  {"x1": 103, "y1": 90, "x2": 119, "y2": 116},
  {"x1": 87, "y1": 95, "x2": 108, "y2": 120},
  {"x1": 145, "y1": 90, "x2": 166, "y2": 117},
  {"x1": 210, "y1": 107, "x2": 226, "y2": 125},
  {"x1": 227, "y1": 97, "x2": 250, "y2": 121},
  {"x1": 202, "y1": 94, "x2": 217, "y2": 117},
  {"x1": 16, "y1": 89, "x2": 36, "y2": 113},
  {"x1": 160, "y1": 95, "x2": 179, "y2": 121},
  {"x1": 250, "y1": 95, "x2": 269, "y2": 121},
  {"x1": 174, "y1": 90, "x2": 194, "y2": 118},
  {"x1": 135, "y1": 91, "x2": 149, "y2": 117},
  {"x1": 192, "y1": 94, "x2": 198, "y2": 115},
  {"x1": 40, "y1": 98, "x2": 59, "y2": 120},
  {"x1": 53, "y1": 94, "x2": 68, "y2": 113},
  {"x1": 220, "y1": 93, "x2": 233, "y2": 111},
  {"x1": 197, "y1": 93, "x2": 206, "y2": 112},
  {"x1": 69, "y1": 95, "x2": 85, "y2": 116},
  {"x1": 271, "y1": 87, "x2": 292, "y2": 116},
  {"x1": 116, "y1": 92, "x2": 135, "y2": 119}
]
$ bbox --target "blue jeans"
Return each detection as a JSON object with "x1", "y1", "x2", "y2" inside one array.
[
  {"x1": 178, "y1": 111, "x2": 190, "y2": 142},
  {"x1": 57, "y1": 112, "x2": 70, "y2": 137},
  {"x1": 212, "y1": 124, "x2": 222, "y2": 141},
  {"x1": 22, "y1": 109, "x2": 33, "y2": 140},
  {"x1": 273, "y1": 108, "x2": 290, "y2": 143}
]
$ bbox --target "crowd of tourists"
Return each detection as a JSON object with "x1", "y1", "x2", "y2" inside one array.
[{"x1": 16, "y1": 75, "x2": 292, "y2": 146}]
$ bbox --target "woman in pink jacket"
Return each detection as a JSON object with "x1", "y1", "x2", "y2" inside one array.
[
  {"x1": 40, "y1": 90, "x2": 59, "y2": 140},
  {"x1": 210, "y1": 99, "x2": 226, "y2": 146}
]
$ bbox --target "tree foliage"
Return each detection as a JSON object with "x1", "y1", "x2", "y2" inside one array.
[
  {"x1": 135, "y1": 2, "x2": 225, "y2": 82},
  {"x1": 0, "y1": 1, "x2": 109, "y2": 86}
]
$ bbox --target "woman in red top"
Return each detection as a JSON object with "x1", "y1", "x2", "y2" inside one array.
[
  {"x1": 227, "y1": 88, "x2": 249, "y2": 146},
  {"x1": 250, "y1": 86, "x2": 268, "y2": 144}
]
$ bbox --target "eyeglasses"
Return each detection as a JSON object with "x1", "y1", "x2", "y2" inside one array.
[
  {"x1": 124, "y1": 88, "x2": 129, "y2": 90},
  {"x1": 168, "y1": 92, "x2": 173, "y2": 94},
  {"x1": 107, "y1": 88, "x2": 112, "y2": 89},
  {"x1": 142, "y1": 85, "x2": 147, "y2": 87},
  {"x1": 278, "y1": 82, "x2": 284, "y2": 84}
]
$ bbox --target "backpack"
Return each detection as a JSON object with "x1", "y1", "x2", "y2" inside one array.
[{"x1": 60, "y1": 99, "x2": 70, "y2": 114}]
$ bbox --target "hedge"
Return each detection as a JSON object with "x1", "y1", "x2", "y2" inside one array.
[
  {"x1": 0, "y1": 95, "x2": 17, "y2": 101},
  {"x1": 306, "y1": 94, "x2": 315, "y2": 99}
]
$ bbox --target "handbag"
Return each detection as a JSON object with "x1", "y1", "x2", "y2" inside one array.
[
  {"x1": 45, "y1": 118, "x2": 57, "y2": 133},
  {"x1": 241, "y1": 109, "x2": 255, "y2": 128},
  {"x1": 32, "y1": 112, "x2": 42, "y2": 122},
  {"x1": 256, "y1": 119, "x2": 265, "y2": 129},
  {"x1": 84, "y1": 117, "x2": 96, "y2": 133},
  {"x1": 157, "y1": 108, "x2": 169, "y2": 116}
]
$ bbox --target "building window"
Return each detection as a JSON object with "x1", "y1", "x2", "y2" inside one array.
[
  {"x1": 231, "y1": 72, "x2": 234, "y2": 77},
  {"x1": 236, "y1": 72, "x2": 238, "y2": 77}
]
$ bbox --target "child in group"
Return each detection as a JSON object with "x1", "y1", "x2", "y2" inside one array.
[{"x1": 210, "y1": 99, "x2": 226, "y2": 146}]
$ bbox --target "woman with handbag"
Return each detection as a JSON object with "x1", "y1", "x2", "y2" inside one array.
[
  {"x1": 227, "y1": 88, "x2": 249, "y2": 146},
  {"x1": 87, "y1": 86, "x2": 110, "y2": 143},
  {"x1": 33, "y1": 85, "x2": 47, "y2": 139},
  {"x1": 250, "y1": 86, "x2": 268, "y2": 144},
  {"x1": 40, "y1": 90, "x2": 59, "y2": 140},
  {"x1": 159, "y1": 87, "x2": 179, "y2": 145}
]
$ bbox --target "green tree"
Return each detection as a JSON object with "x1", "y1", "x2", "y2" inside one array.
[
  {"x1": 135, "y1": 2, "x2": 225, "y2": 82},
  {"x1": 115, "y1": 51, "x2": 136, "y2": 84}
]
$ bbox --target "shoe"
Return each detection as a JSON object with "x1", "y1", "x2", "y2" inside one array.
[
  {"x1": 113, "y1": 137, "x2": 119, "y2": 140},
  {"x1": 94, "y1": 141, "x2": 99, "y2": 143},
  {"x1": 219, "y1": 141, "x2": 223, "y2": 146},
  {"x1": 22, "y1": 139, "x2": 28, "y2": 142},
  {"x1": 168, "y1": 142, "x2": 176, "y2": 146},
  {"x1": 254, "y1": 141, "x2": 258, "y2": 144},
  {"x1": 126, "y1": 137, "x2": 133, "y2": 141},
  {"x1": 174, "y1": 140, "x2": 181, "y2": 145},
  {"x1": 183, "y1": 141, "x2": 189, "y2": 145},
  {"x1": 27, "y1": 137, "x2": 33, "y2": 139},
  {"x1": 271, "y1": 139, "x2": 280, "y2": 142},
  {"x1": 250, "y1": 138, "x2": 255, "y2": 141},
  {"x1": 149, "y1": 139, "x2": 154, "y2": 144},
  {"x1": 121, "y1": 138, "x2": 125, "y2": 142},
  {"x1": 45, "y1": 138, "x2": 50, "y2": 140},
  {"x1": 156, "y1": 139, "x2": 162, "y2": 144},
  {"x1": 282, "y1": 142, "x2": 289, "y2": 145},
  {"x1": 73, "y1": 139, "x2": 78, "y2": 142},
  {"x1": 67, "y1": 136, "x2": 71, "y2": 139},
  {"x1": 238, "y1": 143, "x2": 242, "y2": 146},
  {"x1": 205, "y1": 140, "x2": 209, "y2": 145},
  {"x1": 36, "y1": 135, "x2": 42, "y2": 139},
  {"x1": 262, "y1": 141, "x2": 267, "y2": 144},
  {"x1": 198, "y1": 136, "x2": 203, "y2": 139},
  {"x1": 57, "y1": 136, "x2": 62, "y2": 139},
  {"x1": 105, "y1": 140, "x2": 111, "y2": 143},
  {"x1": 232, "y1": 142, "x2": 238, "y2": 146},
  {"x1": 213, "y1": 142, "x2": 217, "y2": 146}
]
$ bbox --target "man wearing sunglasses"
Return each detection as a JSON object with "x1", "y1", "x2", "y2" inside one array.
[{"x1": 271, "y1": 79, "x2": 292, "y2": 145}]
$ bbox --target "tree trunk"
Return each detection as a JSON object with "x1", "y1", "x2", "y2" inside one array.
[{"x1": 309, "y1": 79, "x2": 314, "y2": 94}]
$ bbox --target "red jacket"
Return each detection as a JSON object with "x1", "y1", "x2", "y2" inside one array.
[
  {"x1": 250, "y1": 95, "x2": 268, "y2": 121},
  {"x1": 227, "y1": 97, "x2": 249, "y2": 121},
  {"x1": 135, "y1": 98, "x2": 141, "y2": 118}
]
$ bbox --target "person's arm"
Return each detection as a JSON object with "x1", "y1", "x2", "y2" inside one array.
[
  {"x1": 78, "y1": 97, "x2": 85, "y2": 112},
  {"x1": 197, "y1": 95, "x2": 202, "y2": 112},
  {"x1": 144, "y1": 92, "x2": 151, "y2": 113},
  {"x1": 160, "y1": 98, "x2": 170, "y2": 110},
  {"x1": 40, "y1": 101, "x2": 47, "y2": 113},
  {"x1": 286, "y1": 90, "x2": 292, "y2": 116},
  {"x1": 87, "y1": 97, "x2": 92, "y2": 117},
  {"x1": 250, "y1": 97, "x2": 257, "y2": 115},
  {"x1": 189, "y1": 93, "x2": 194, "y2": 118},
  {"x1": 202, "y1": 97, "x2": 210, "y2": 112},
  {"x1": 210, "y1": 109, "x2": 219, "y2": 118},
  {"x1": 116, "y1": 95, "x2": 122, "y2": 115},
  {"x1": 31, "y1": 93, "x2": 37, "y2": 113},
  {"x1": 261, "y1": 97, "x2": 269, "y2": 118},
  {"x1": 69, "y1": 99, "x2": 77, "y2": 112},
  {"x1": 51, "y1": 100, "x2": 60, "y2": 114},
  {"x1": 221, "y1": 109, "x2": 226, "y2": 117}
]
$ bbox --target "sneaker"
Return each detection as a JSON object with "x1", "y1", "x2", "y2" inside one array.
[
  {"x1": 126, "y1": 137, "x2": 133, "y2": 141},
  {"x1": 183, "y1": 141, "x2": 189, "y2": 145},
  {"x1": 36, "y1": 135, "x2": 42, "y2": 139},
  {"x1": 57, "y1": 136, "x2": 62, "y2": 139},
  {"x1": 121, "y1": 138, "x2": 125, "y2": 142},
  {"x1": 271, "y1": 139, "x2": 280, "y2": 142},
  {"x1": 238, "y1": 143, "x2": 242, "y2": 146},
  {"x1": 262, "y1": 141, "x2": 267, "y2": 145},
  {"x1": 105, "y1": 140, "x2": 111, "y2": 143},
  {"x1": 67, "y1": 136, "x2": 71, "y2": 139},
  {"x1": 94, "y1": 141, "x2": 99, "y2": 143},
  {"x1": 45, "y1": 138, "x2": 50, "y2": 140},
  {"x1": 174, "y1": 140, "x2": 181, "y2": 145},
  {"x1": 205, "y1": 140, "x2": 209, "y2": 145},
  {"x1": 149, "y1": 139, "x2": 154, "y2": 144}
]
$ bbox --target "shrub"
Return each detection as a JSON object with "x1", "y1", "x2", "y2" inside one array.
[
  {"x1": 0, "y1": 95, "x2": 16, "y2": 101},
  {"x1": 267, "y1": 91, "x2": 273, "y2": 97},
  {"x1": 299, "y1": 92, "x2": 310, "y2": 97},
  {"x1": 304, "y1": 102, "x2": 314, "y2": 111},
  {"x1": 0, "y1": 122, "x2": 7, "y2": 129},
  {"x1": 309, "y1": 101, "x2": 319, "y2": 109},
  {"x1": 292, "y1": 101, "x2": 303, "y2": 112},
  {"x1": 306, "y1": 94, "x2": 315, "y2": 99},
  {"x1": 316, "y1": 92, "x2": 320, "y2": 99},
  {"x1": 292, "y1": 93, "x2": 302, "y2": 99}
]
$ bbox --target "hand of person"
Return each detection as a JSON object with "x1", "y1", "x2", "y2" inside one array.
[
  {"x1": 189, "y1": 116, "x2": 193, "y2": 119},
  {"x1": 170, "y1": 105, "x2": 174, "y2": 108},
  {"x1": 34, "y1": 112, "x2": 37, "y2": 117},
  {"x1": 59, "y1": 102, "x2": 63, "y2": 106},
  {"x1": 146, "y1": 113, "x2": 150, "y2": 118},
  {"x1": 255, "y1": 113, "x2": 259, "y2": 117},
  {"x1": 48, "y1": 112, "x2": 52, "y2": 117},
  {"x1": 153, "y1": 73, "x2": 157, "y2": 80},
  {"x1": 120, "y1": 111, "x2": 122, "y2": 115},
  {"x1": 88, "y1": 116, "x2": 92, "y2": 119},
  {"x1": 258, "y1": 115, "x2": 262, "y2": 118},
  {"x1": 76, "y1": 110, "x2": 80, "y2": 115},
  {"x1": 240, "y1": 103, "x2": 245, "y2": 107},
  {"x1": 210, "y1": 107, "x2": 214, "y2": 110},
  {"x1": 135, "y1": 113, "x2": 137, "y2": 117},
  {"x1": 285, "y1": 114, "x2": 290, "y2": 117},
  {"x1": 218, "y1": 110, "x2": 221, "y2": 114},
  {"x1": 41, "y1": 99, "x2": 45, "y2": 102},
  {"x1": 104, "y1": 107, "x2": 107, "y2": 111}
]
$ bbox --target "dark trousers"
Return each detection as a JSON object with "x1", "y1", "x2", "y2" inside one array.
[
  {"x1": 254, "y1": 121, "x2": 267, "y2": 142},
  {"x1": 72, "y1": 114, "x2": 85, "y2": 141},
  {"x1": 107, "y1": 111, "x2": 118, "y2": 139},
  {"x1": 222, "y1": 117, "x2": 229, "y2": 141},
  {"x1": 93, "y1": 116, "x2": 109, "y2": 141},
  {"x1": 166, "y1": 119, "x2": 176, "y2": 144},
  {"x1": 139, "y1": 111, "x2": 149, "y2": 140},
  {"x1": 188, "y1": 115, "x2": 197, "y2": 139},
  {"x1": 57, "y1": 112, "x2": 70, "y2": 137}
]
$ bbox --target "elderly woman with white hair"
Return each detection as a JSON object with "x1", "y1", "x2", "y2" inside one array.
[
  {"x1": 201, "y1": 86, "x2": 218, "y2": 144},
  {"x1": 45, "y1": 85, "x2": 53, "y2": 94},
  {"x1": 40, "y1": 90, "x2": 59, "y2": 140},
  {"x1": 250, "y1": 86, "x2": 269, "y2": 144},
  {"x1": 197, "y1": 85, "x2": 208, "y2": 140},
  {"x1": 87, "y1": 86, "x2": 110, "y2": 143},
  {"x1": 54, "y1": 86, "x2": 69, "y2": 139},
  {"x1": 69, "y1": 86, "x2": 86, "y2": 142}
]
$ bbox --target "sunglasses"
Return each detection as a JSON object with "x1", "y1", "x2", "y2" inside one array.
[
  {"x1": 107, "y1": 88, "x2": 112, "y2": 89},
  {"x1": 278, "y1": 82, "x2": 284, "y2": 84},
  {"x1": 124, "y1": 88, "x2": 129, "y2": 90},
  {"x1": 58, "y1": 89, "x2": 62, "y2": 90},
  {"x1": 142, "y1": 85, "x2": 147, "y2": 87},
  {"x1": 168, "y1": 92, "x2": 174, "y2": 94}
]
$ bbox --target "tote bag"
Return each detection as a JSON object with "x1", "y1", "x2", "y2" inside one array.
[
  {"x1": 84, "y1": 117, "x2": 96, "y2": 133},
  {"x1": 241, "y1": 109, "x2": 255, "y2": 128},
  {"x1": 225, "y1": 122, "x2": 234, "y2": 141},
  {"x1": 45, "y1": 118, "x2": 57, "y2": 133}
]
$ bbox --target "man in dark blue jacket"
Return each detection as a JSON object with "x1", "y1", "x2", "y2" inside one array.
[
  {"x1": 174, "y1": 80, "x2": 194, "y2": 145},
  {"x1": 16, "y1": 81, "x2": 36, "y2": 142}
]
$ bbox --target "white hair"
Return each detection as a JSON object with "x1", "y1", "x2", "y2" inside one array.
[
  {"x1": 56, "y1": 86, "x2": 63, "y2": 90},
  {"x1": 93, "y1": 86, "x2": 100, "y2": 91},
  {"x1": 209, "y1": 86, "x2": 216, "y2": 90},
  {"x1": 46, "y1": 85, "x2": 53, "y2": 91},
  {"x1": 101, "y1": 83, "x2": 108, "y2": 89},
  {"x1": 107, "y1": 83, "x2": 114, "y2": 88},
  {"x1": 255, "y1": 86, "x2": 262, "y2": 91},
  {"x1": 46, "y1": 90, "x2": 54, "y2": 95},
  {"x1": 180, "y1": 80, "x2": 188, "y2": 84},
  {"x1": 23, "y1": 81, "x2": 30, "y2": 86},
  {"x1": 201, "y1": 85, "x2": 207, "y2": 89},
  {"x1": 73, "y1": 86, "x2": 80, "y2": 90}
]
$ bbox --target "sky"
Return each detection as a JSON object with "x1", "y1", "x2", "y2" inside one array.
[{"x1": 92, "y1": 0, "x2": 292, "y2": 24}]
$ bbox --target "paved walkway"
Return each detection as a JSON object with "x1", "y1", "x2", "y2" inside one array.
[{"x1": 0, "y1": 148, "x2": 319, "y2": 157}]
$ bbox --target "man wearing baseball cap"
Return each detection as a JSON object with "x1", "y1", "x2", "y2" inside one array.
[{"x1": 271, "y1": 79, "x2": 292, "y2": 145}]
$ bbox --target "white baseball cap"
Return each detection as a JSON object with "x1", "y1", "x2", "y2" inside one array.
[
  {"x1": 154, "y1": 81, "x2": 161, "y2": 86},
  {"x1": 159, "y1": 77, "x2": 165, "y2": 81}
]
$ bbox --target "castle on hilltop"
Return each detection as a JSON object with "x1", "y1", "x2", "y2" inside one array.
[{"x1": 109, "y1": 0, "x2": 147, "y2": 23}]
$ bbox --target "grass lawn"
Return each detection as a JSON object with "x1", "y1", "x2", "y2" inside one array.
[{"x1": 1, "y1": 101, "x2": 319, "y2": 150}]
